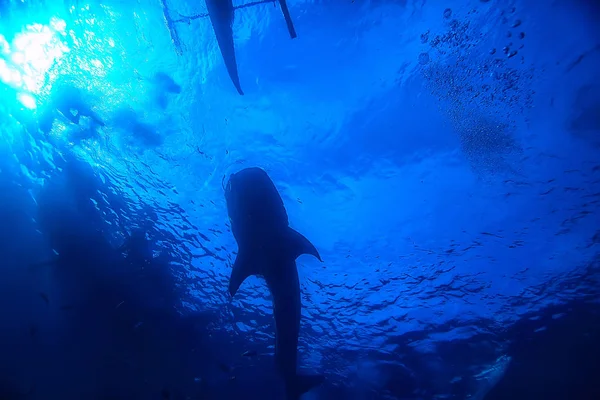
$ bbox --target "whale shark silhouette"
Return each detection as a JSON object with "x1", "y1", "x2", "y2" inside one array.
[
  {"x1": 175, "y1": 0, "x2": 297, "y2": 94},
  {"x1": 224, "y1": 167, "x2": 324, "y2": 399}
]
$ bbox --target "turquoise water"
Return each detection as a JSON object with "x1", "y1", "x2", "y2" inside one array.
[{"x1": 0, "y1": 0, "x2": 599, "y2": 398}]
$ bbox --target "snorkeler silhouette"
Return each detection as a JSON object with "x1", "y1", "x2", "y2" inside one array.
[{"x1": 39, "y1": 83, "x2": 105, "y2": 134}]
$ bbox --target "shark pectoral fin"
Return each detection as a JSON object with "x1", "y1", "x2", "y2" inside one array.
[
  {"x1": 286, "y1": 227, "x2": 322, "y2": 262},
  {"x1": 287, "y1": 374, "x2": 324, "y2": 399},
  {"x1": 229, "y1": 252, "x2": 257, "y2": 297}
]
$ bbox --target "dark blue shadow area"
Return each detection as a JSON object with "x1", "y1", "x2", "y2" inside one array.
[{"x1": 1, "y1": 0, "x2": 600, "y2": 399}]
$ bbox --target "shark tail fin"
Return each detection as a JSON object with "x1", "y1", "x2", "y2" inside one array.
[
  {"x1": 278, "y1": 0, "x2": 297, "y2": 38},
  {"x1": 286, "y1": 374, "x2": 324, "y2": 399},
  {"x1": 286, "y1": 227, "x2": 322, "y2": 262}
]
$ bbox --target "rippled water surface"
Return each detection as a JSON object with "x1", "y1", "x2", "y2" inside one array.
[{"x1": 1, "y1": 0, "x2": 599, "y2": 398}]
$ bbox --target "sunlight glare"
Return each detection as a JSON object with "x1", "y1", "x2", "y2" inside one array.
[{"x1": 0, "y1": 18, "x2": 70, "y2": 95}]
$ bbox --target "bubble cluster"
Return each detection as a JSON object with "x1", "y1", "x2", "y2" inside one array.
[{"x1": 417, "y1": 3, "x2": 534, "y2": 174}]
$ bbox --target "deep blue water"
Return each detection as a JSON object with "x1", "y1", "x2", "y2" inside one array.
[{"x1": 1, "y1": 0, "x2": 599, "y2": 399}]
